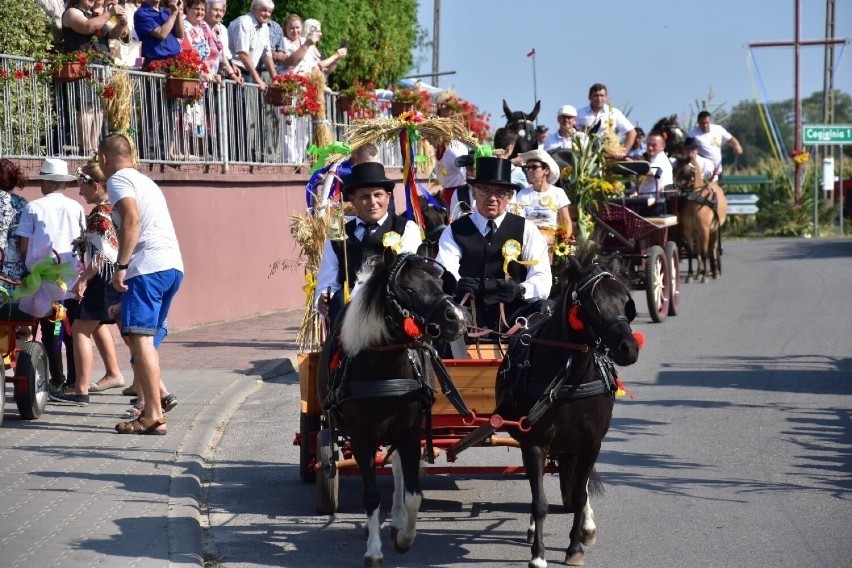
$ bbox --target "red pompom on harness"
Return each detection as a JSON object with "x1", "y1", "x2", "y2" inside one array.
[
  {"x1": 402, "y1": 316, "x2": 423, "y2": 339},
  {"x1": 568, "y1": 305, "x2": 584, "y2": 331}
]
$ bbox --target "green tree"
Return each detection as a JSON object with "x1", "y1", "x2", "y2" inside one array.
[
  {"x1": 0, "y1": 0, "x2": 53, "y2": 57},
  {"x1": 225, "y1": 0, "x2": 420, "y2": 91},
  {"x1": 722, "y1": 89, "x2": 852, "y2": 170}
]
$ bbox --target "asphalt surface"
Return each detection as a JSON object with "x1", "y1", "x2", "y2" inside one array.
[{"x1": 2, "y1": 238, "x2": 851, "y2": 568}]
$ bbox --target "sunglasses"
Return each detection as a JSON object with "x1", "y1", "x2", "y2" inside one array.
[
  {"x1": 74, "y1": 167, "x2": 94, "y2": 184},
  {"x1": 522, "y1": 164, "x2": 544, "y2": 171}
]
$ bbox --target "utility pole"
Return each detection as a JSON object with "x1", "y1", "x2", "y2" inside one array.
[
  {"x1": 748, "y1": 0, "x2": 846, "y2": 201},
  {"x1": 822, "y1": 0, "x2": 836, "y2": 182},
  {"x1": 432, "y1": 0, "x2": 441, "y2": 87}
]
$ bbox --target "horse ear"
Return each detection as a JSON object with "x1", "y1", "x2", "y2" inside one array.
[
  {"x1": 502, "y1": 99, "x2": 513, "y2": 118},
  {"x1": 415, "y1": 242, "x2": 430, "y2": 257},
  {"x1": 529, "y1": 100, "x2": 541, "y2": 120},
  {"x1": 588, "y1": 119, "x2": 601, "y2": 135},
  {"x1": 383, "y1": 246, "x2": 398, "y2": 267}
]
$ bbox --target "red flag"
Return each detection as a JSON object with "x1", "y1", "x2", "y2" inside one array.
[{"x1": 526, "y1": 48, "x2": 536, "y2": 57}]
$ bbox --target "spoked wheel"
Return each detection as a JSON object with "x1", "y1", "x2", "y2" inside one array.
[
  {"x1": 665, "y1": 241, "x2": 681, "y2": 316},
  {"x1": 299, "y1": 412, "x2": 320, "y2": 483},
  {"x1": 14, "y1": 341, "x2": 49, "y2": 420},
  {"x1": 645, "y1": 245, "x2": 670, "y2": 323},
  {"x1": 315, "y1": 425, "x2": 339, "y2": 515}
]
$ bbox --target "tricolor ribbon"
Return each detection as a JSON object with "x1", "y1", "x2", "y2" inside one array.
[{"x1": 399, "y1": 126, "x2": 442, "y2": 234}]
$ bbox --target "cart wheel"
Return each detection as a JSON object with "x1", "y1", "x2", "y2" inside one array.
[
  {"x1": 14, "y1": 341, "x2": 48, "y2": 420},
  {"x1": 299, "y1": 412, "x2": 320, "y2": 483},
  {"x1": 645, "y1": 245, "x2": 670, "y2": 323},
  {"x1": 665, "y1": 241, "x2": 681, "y2": 316},
  {"x1": 315, "y1": 426, "x2": 339, "y2": 515}
]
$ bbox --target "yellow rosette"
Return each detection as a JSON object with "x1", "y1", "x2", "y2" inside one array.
[
  {"x1": 382, "y1": 231, "x2": 402, "y2": 253},
  {"x1": 539, "y1": 193, "x2": 556, "y2": 212},
  {"x1": 501, "y1": 239, "x2": 538, "y2": 275}
]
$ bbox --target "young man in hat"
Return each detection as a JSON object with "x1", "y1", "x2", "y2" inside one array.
[
  {"x1": 314, "y1": 162, "x2": 422, "y2": 325},
  {"x1": 436, "y1": 157, "x2": 551, "y2": 333},
  {"x1": 682, "y1": 136, "x2": 716, "y2": 182},
  {"x1": 544, "y1": 105, "x2": 588, "y2": 152},
  {"x1": 535, "y1": 125, "x2": 548, "y2": 149},
  {"x1": 16, "y1": 158, "x2": 85, "y2": 398}
]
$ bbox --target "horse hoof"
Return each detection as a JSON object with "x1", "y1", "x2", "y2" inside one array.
[
  {"x1": 390, "y1": 526, "x2": 413, "y2": 554},
  {"x1": 581, "y1": 529, "x2": 596, "y2": 546},
  {"x1": 364, "y1": 557, "x2": 382, "y2": 567},
  {"x1": 565, "y1": 551, "x2": 585, "y2": 566}
]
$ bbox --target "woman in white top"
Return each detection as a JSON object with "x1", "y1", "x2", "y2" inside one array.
[
  {"x1": 282, "y1": 15, "x2": 347, "y2": 76},
  {"x1": 515, "y1": 149, "x2": 572, "y2": 234}
]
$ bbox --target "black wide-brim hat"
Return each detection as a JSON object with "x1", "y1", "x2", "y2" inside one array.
[
  {"x1": 343, "y1": 162, "x2": 396, "y2": 196},
  {"x1": 467, "y1": 156, "x2": 520, "y2": 191}
]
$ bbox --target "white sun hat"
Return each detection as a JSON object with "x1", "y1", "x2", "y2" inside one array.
[{"x1": 36, "y1": 158, "x2": 76, "y2": 182}]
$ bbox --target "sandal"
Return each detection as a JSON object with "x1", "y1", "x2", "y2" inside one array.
[
  {"x1": 128, "y1": 394, "x2": 178, "y2": 413},
  {"x1": 89, "y1": 375, "x2": 126, "y2": 393},
  {"x1": 120, "y1": 401, "x2": 144, "y2": 420},
  {"x1": 115, "y1": 416, "x2": 167, "y2": 435}
]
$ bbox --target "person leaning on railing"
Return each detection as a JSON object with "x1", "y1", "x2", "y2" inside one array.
[{"x1": 204, "y1": 0, "x2": 243, "y2": 84}]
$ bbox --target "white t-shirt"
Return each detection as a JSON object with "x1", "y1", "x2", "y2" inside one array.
[
  {"x1": 637, "y1": 152, "x2": 673, "y2": 196},
  {"x1": 107, "y1": 168, "x2": 183, "y2": 279},
  {"x1": 16, "y1": 192, "x2": 85, "y2": 270},
  {"x1": 687, "y1": 124, "x2": 733, "y2": 172},
  {"x1": 514, "y1": 185, "x2": 570, "y2": 229},
  {"x1": 576, "y1": 104, "x2": 634, "y2": 141},
  {"x1": 543, "y1": 130, "x2": 589, "y2": 152}
]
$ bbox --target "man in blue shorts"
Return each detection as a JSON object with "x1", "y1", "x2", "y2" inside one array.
[{"x1": 98, "y1": 134, "x2": 184, "y2": 435}]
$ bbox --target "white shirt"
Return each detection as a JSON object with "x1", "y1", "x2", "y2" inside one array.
[
  {"x1": 107, "y1": 168, "x2": 183, "y2": 279},
  {"x1": 543, "y1": 130, "x2": 589, "y2": 152},
  {"x1": 435, "y1": 210, "x2": 551, "y2": 301},
  {"x1": 213, "y1": 21, "x2": 233, "y2": 62},
  {"x1": 576, "y1": 104, "x2": 634, "y2": 141},
  {"x1": 313, "y1": 214, "x2": 422, "y2": 307},
  {"x1": 637, "y1": 151, "x2": 673, "y2": 196},
  {"x1": 688, "y1": 124, "x2": 733, "y2": 173},
  {"x1": 227, "y1": 13, "x2": 271, "y2": 70},
  {"x1": 515, "y1": 185, "x2": 571, "y2": 229},
  {"x1": 433, "y1": 140, "x2": 468, "y2": 189},
  {"x1": 16, "y1": 192, "x2": 85, "y2": 270}
]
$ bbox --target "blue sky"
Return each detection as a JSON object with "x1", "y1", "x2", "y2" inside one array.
[{"x1": 412, "y1": 0, "x2": 852, "y2": 135}]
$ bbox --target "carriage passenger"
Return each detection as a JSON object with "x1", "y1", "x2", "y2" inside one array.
[
  {"x1": 314, "y1": 162, "x2": 422, "y2": 325},
  {"x1": 435, "y1": 157, "x2": 552, "y2": 334},
  {"x1": 515, "y1": 149, "x2": 574, "y2": 248},
  {"x1": 682, "y1": 136, "x2": 715, "y2": 183},
  {"x1": 630, "y1": 132, "x2": 673, "y2": 216},
  {"x1": 543, "y1": 105, "x2": 588, "y2": 152},
  {"x1": 576, "y1": 83, "x2": 636, "y2": 160}
]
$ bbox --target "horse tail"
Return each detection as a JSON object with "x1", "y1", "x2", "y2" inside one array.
[{"x1": 588, "y1": 466, "x2": 605, "y2": 497}]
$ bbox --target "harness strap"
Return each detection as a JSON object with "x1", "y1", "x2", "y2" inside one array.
[
  {"x1": 524, "y1": 377, "x2": 611, "y2": 400},
  {"x1": 524, "y1": 356, "x2": 574, "y2": 426},
  {"x1": 341, "y1": 379, "x2": 426, "y2": 399},
  {"x1": 428, "y1": 346, "x2": 471, "y2": 418}
]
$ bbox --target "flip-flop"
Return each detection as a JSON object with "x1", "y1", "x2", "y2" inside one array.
[{"x1": 115, "y1": 416, "x2": 167, "y2": 435}]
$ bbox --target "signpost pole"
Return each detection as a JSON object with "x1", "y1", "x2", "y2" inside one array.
[
  {"x1": 814, "y1": 151, "x2": 819, "y2": 237},
  {"x1": 841, "y1": 144, "x2": 845, "y2": 235}
]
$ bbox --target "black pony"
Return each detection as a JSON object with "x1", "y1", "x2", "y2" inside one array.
[
  {"x1": 651, "y1": 114, "x2": 686, "y2": 157},
  {"x1": 418, "y1": 193, "x2": 448, "y2": 258},
  {"x1": 503, "y1": 99, "x2": 541, "y2": 155},
  {"x1": 495, "y1": 240, "x2": 640, "y2": 567},
  {"x1": 316, "y1": 251, "x2": 466, "y2": 567}
]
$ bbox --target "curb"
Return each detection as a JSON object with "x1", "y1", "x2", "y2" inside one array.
[{"x1": 166, "y1": 374, "x2": 263, "y2": 567}]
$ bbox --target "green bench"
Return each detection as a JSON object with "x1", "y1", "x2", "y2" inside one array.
[
  {"x1": 722, "y1": 174, "x2": 772, "y2": 192},
  {"x1": 722, "y1": 175, "x2": 771, "y2": 216}
]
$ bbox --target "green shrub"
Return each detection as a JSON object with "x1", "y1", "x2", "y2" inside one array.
[{"x1": 0, "y1": 0, "x2": 53, "y2": 57}]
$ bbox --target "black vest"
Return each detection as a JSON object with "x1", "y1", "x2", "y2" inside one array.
[
  {"x1": 330, "y1": 215, "x2": 409, "y2": 287},
  {"x1": 63, "y1": 9, "x2": 108, "y2": 53},
  {"x1": 451, "y1": 213, "x2": 528, "y2": 319}
]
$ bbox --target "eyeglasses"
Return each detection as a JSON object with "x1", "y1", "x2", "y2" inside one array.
[
  {"x1": 474, "y1": 187, "x2": 512, "y2": 199},
  {"x1": 522, "y1": 164, "x2": 543, "y2": 171},
  {"x1": 74, "y1": 167, "x2": 93, "y2": 184}
]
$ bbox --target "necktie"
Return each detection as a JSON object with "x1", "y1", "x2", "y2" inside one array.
[
  {"x1": 485, "y1": 220, "x2": 497, "y2": 240},
  {"x1": 361, "y1": 223, "x2": 378, "y2": 244}
]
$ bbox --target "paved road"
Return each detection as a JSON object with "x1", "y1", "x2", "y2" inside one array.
[
  {"x1": 205, "y1": 238, "x2": 852, "y2": 568},
  {"x1": 2, "y1": 238, "x2": 850, "y2": 568}
]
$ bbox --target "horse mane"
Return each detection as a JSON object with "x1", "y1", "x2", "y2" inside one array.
[
  {"x1": 651, "y1": 114, "x2": 678, "y2": 134},
  {"x1": 556, "y1": 235, "x2": 630, "y2": 295},
  {"x1": 341, "y1": 255, "x2": 393, "y2": 355}
]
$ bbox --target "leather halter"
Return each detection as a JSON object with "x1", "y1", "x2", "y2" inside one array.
[
  {"x1": 567, "y1": 264, "x2": 634, "y2": 345},
  {"x1": 385, "y1": 252, "x2": 456, "y2": 340}
]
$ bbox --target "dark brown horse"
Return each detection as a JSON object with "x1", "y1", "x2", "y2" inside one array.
[
  {"x1": 651, "y1": 114, "x2": 686, "y2": 157},
  {"x1": 316, "y1": 251, "x2": 466, "y2": 567},
  {"x1": 495, "y1": 241, "x2": 640, "y2": 567},
  {"x1": 673, "y1": 157, "x2": 728, "y2": 282},
  {"x1": 503, "y1": 99, "x2": 541, "y2": 155}
]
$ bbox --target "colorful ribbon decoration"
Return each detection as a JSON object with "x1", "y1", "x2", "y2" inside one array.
[
  {"x1": 12, "y1": 256, "x2": 77, "y2": 301},
  {"x1": 474, "y1": 144, "x2": 493, "y2": 162},
  {"x1": 301, "y1": 272, "x2": 316, "y2": 300},
  {"x1": 307, "y1": 141, "x2": 351, "y2": 173},
  {"x1": 399, "y1": 125, "x2": 443, "y2": 233},
  {"x1": 501, "y1": 239, "x2": 538, "y2": 275}
]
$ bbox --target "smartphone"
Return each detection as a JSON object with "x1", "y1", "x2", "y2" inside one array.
[{"x1": 339, "y1": 39, "x2": 348, "y2": 49}]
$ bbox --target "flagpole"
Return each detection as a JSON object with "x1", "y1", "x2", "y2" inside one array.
[{"x1": 528, "y1": 48, "x2": 538, "y2": 121}]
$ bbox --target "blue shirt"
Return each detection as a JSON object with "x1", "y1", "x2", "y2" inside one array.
[{"x1": 135, "y1": 4, "x2": 181, "y2": 62}]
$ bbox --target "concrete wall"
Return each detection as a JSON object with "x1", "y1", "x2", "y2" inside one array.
[{"x1": 14, "y1": 159, "x2": 409, "y2": 330}]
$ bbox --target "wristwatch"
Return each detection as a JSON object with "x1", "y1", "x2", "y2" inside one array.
[{"x1": 115, "y1": 263, "x2": 130, "y2": 270}]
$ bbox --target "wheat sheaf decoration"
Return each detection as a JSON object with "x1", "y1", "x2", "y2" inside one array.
[{"x1": 103, "y1": 70, "x2": 138, "y2": 164}]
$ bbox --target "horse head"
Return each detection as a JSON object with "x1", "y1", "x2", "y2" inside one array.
[
  {"x1": 341, "y1": 251, "x2": 465, "y2": 355},
  {"x1": 672, "y1": 156, "x2": 699, "y2": 190},
  {"x1": 503, "y1": 99, "x2": 541, "y2": 154},
  {"x1": 651, "y1": 114, "x2": 685, "y2": 157},
  {"x1": 559, "y1": 241, "x2": 639, "y2": 366}
]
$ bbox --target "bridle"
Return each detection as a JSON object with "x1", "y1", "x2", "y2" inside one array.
[
  {"x1": 565, "y1": 263, "x2": 635, "y2": 346},
  {"x1": 385, "y1": 252, "x2": 456, "y2": 340}
]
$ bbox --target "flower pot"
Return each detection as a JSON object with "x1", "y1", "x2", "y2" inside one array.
[
  {"x1": 53, "y1": 61, "x2": 88, "y2": 82},
  {"x1": 390, "y1": 101, "x2": 413, "y2": 117},
  {"x1": 337, "y1": 95, "x2": 354, "y2": 113},
  {"x1": 165, "y1": 76, "x2": 202, "y2": 99},
  {"x1": 436, "y1": 104, "x2": 455, "y2": 118},
  {"x1": 265, "y1": 86, "x2": 295, "y2": 107}
]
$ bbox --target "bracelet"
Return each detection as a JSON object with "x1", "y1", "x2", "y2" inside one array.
[{"x1": 115, "y1": 263, "x2": 129, "y2": 270}]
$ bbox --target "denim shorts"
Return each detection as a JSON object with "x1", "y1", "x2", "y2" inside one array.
[{"x1": 121, "y1": 269, "x2": 183, "y2": 336}]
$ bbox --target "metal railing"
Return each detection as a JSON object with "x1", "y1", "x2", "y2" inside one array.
[{"x1": 0, "y1": 54, "x2": 402, "y2": 168}]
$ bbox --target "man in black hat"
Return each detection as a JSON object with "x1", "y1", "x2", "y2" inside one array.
[
  {"x1": 436, "y1": 156, "x2": 552, "y2": 333},
  {"x1": 314, "y1": 162, "x2": 422, "y2": 324},
  {"x1": 535, "y1": 124, "x2": 548, "y2": 149},
  {"x1": 682, "y1": 136, "x2": 716, "y2": 182}
]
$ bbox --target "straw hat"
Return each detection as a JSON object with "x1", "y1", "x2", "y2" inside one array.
[{"x1": 518, "y1": 149, "x2": 560, "y2": 185}]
